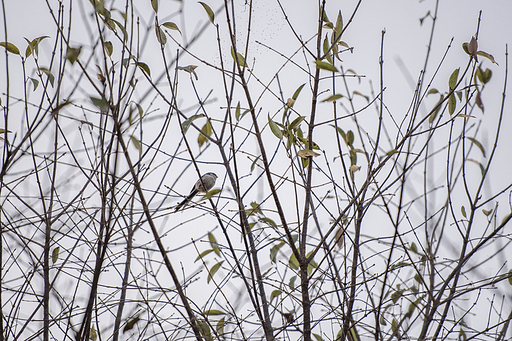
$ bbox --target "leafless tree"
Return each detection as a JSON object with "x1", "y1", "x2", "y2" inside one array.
[{"x1": 1, "y1": 1, "x2": 511, "y2": 341}]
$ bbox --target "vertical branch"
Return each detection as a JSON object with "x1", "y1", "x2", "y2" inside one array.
[{"x1": 110, "y1": 108, "x2": 204, "y2": 341}]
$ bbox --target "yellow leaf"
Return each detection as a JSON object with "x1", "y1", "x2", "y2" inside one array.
[
  {"x1": 52, "y1": 247, "x2": 60, "y2": 264},
  {"x1": 350, "y1": 165, "x2": 360, "y2": 173},
  {"x1": 297, "y1": 149, "x2": 320, "y2": 159},
  {"x1": 230, "y1": 46, "x2": 247, "y2": 67}
]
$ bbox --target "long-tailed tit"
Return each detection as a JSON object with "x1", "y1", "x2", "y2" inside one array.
[{"x1": 174, "y1": 172, "x2": 218, "y2": 212}]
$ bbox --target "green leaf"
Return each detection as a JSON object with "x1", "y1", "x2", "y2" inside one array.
[
  {"x1": 195, "y1": 249, "x2": 214, "y2": 261},
  {"x1": 449, "y1": 68, "x2": 459, "y2": 90},
  {"x1": 270, "y1": 289, "x2": 281, "y2": 303},
  {"x1": 315, "y1": 60, "x2": 338, "y2": 72},
  {"x1": 467, "y1": 158, "x2": 485, "y2": 175},
  {"x1": 409, "y1": 297, "x2": 421, "y2": 315},
  {"x1": 134, "y1": 102, "x2": 143, "y2": 118},
  {"x1": 477, "y1": 50, "x2": 498, "y2": 65},
  {"x1": 459, "y1": 328, "x2": 467, "y2": 341},
  {"x1": 461, "y1": 205, "x2": 467, "y2": 218},
  {"x1": 250, "y1": 155, "x2": 260, "y2": 172},
  {"x1": 346, "y1": 130, "x2": 354, "y2": 146},
  {"x1": 270, "y1": 241, "x2": 284, "y2": 263},
  {"x1": 123, "y1": 315, "x2": 140, "y2": 333},
  {"x1": 268, "y1": 115, "x2": 283, "y2": 139},
  {"x1": 429, "y1": 95, "x2": 444, "y2": 123},
  {"x1": 203, "y1": 188, "x2": 220, "y2": 199},
  {"x1": 353, "y1": 90, "x2": 369, "y2": 102},
  {"x1": 197, "y1": 319, "x2": 211, "y2": 339},
  {"x1": 390, "y1": 261, "x2": 409, "y2": 271},
  {"x1": 155, "y1": 25, "x2": 166, "y2": 45},
  {"x1": 313, "y1": 333, "x2": 324, "y2": 341},
  {"x1": 448, "y1": 92, "x2": 456, "y2": 115},
  {"x1": 462, "y1": 42, "x2": 469, "y2": 55},
  {"x1": 181, "y1": 114, "x2": 204, "y2": 133},
  {"x1": 204, "y1": 309, "x2": 225, "y2": 316},
  {"x1": 199, "y1": 2, "x2": 215, "y2": 24},
  {"x1": 151, "y1": 0, "x2": 158, "y2": 13},
  {"x1": 207, "y1": 261, "x2": 223, "y2": 283},
  {"x1": 289, "y1": 116, "x2": 305, "y2": 130},
  {"x1": 90, "y1": 326, "x2": 97, "y2": 341},
  {"x1": 380, "y1": 315, "x2": 387, "y2": 326},
  {"x1": 52, "y1": 100, "x2": 73, "y2": 116},
  {"x1": 136, "y1": 62, "x2": 151, "y2": 77},
  {"x1": 410, "y1": 242, "x2": 418, "y2": 254},
  {"x1": 245, "y1": 202, "x2": 262, "y2": 216},
  {"x1": 292, "y1": 83, "x2": 306, "y2": 100},
  {"x1": 386, "y1": 149, "x2": 398, "y2": 157},
  {"x1": 208, "y1": 232, "x2": 220, "y2": 256},
  {"x1": 235, "y1": 101, "x2": 241, "y2": 121},
  {"x1": 163, "y1": 22, "x2": 182, "y2": 35},
  {"x1": 112, "y1": 19, "x2": 127, "y2": 39},
  {"x1": 467, "y1": 137, "x2": 485, "y2": 157},
  {"x1": 332, "y1": 42, "x2": 340, "y2": 61},
  {"x1": 198, "y1": 119, "x2": 212, "y2": 147},
  {"x1": 288, "y1": 252, "x2": 299, "y2": 270},
  {"x1": 52, "y1": 247, "x2": 60, "y2": 264},
  {"x1": 321, "y1": 8, "x2": 330, "y2": 24},
  {"x1": 104, "y1": 41, "x2": 113, "y2": 57},
  {"x1": 322, "y1": 94, "x2": 343, "y2": 102},
  {"x1": 90, "y1": 96, "x2": 109, "y2": 111},
  {"x1": 508, "y1": 269, "x2": 512, "y2": 286},
  {"x1": 65, "y1": 46, "x2": 82, "y2": 64},
  {"x1": 25, "y1": 36, "x2": 49, "y2": 57},
  {"x1": 104, "y1": 17, "x2": 117, "y2": 33},
  {"x1": 39, "y1": 67, "x2": 55, "y2": 87},
  {"x1": 323, "y1": 35, "x2": 332, "y2": 64},
  {"x1": 333, "y1": 125, "x2": 346, "y2": 141},
  {"x1": 289, "y1": 275, "x2": 296, "y2": 289},
  {"x1": 122, "y1": 57, "x2": 131, "y2": 67},
  {"x1": 482, "y1": 68, "x2": 492, "y2": 84},
  {"x1": 391, "y1": 318, "x2": 398, "y2": 332},
  {"x1": 306, "y1": 251, "x2": 317, "y2": 275},
  {"x1": 231, "y1": 46, "x2": 247, "y2": 67},
  {"x1": 29, "y1": 78, "x2": 39, "y2": 91},
  {"x1": 333, "y1": 10, "x2": 343, "y2": 43},
  {"x1": 216, "y1": 317, "x2": 225, "y2": 335},
  {"x1": 130, "y1": 135, "x2": 142, "y2": 153},
  {"x1": 0, "y1": 41, "x2": 20, "y2": 55},
  {"x1": 260, "y1": 217, "x2": 277, "y2": 228}
]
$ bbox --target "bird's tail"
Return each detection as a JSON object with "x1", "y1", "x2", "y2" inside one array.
[{"x1": 174, "y1": 190, "x2": 198, "y2": 212}]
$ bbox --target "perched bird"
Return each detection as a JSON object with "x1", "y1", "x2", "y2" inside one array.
[{"x1": 174, "y1": 172, "x2": 218, "y2": 212}]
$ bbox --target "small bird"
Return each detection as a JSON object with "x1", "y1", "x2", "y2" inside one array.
[{"x1": 174, "y1": 172, "x2": 218, "y2": 212}]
